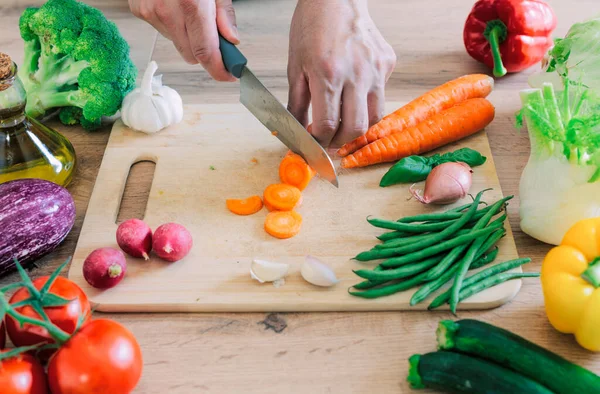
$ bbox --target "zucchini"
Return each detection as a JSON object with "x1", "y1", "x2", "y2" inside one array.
[
  {"x1": 407, "y1": 351, "x2": 554, "y2": 393},
  {"x1": 437, "y1": 319, "x2": 600, "y2": 394}
]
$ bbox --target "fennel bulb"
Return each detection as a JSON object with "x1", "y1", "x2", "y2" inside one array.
[{"x1": 518, "y1": 83, "x2": 600, "y2": 245}]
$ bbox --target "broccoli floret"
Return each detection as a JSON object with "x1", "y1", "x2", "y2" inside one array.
[{"x1": 19, "y1": 0, "x2": 137, "y2": 130}]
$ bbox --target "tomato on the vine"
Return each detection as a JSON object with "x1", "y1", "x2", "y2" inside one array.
[
  {"x1": 5, "y1": 276, "x2": 91, "y2": 351},
  {"x1": 0, "y1": 351, "x2": 49, "y2": 394},
  {"x1": 48, "y1": 319, "x2": 143, "y2": 394}
]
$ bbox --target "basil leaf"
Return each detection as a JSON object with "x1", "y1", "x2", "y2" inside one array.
[
  {"x1": 439, "y1": 148, "x2": 487, "y2": 167},
  {"x1": 380, "y1": 156, "x2": 432, "y2": 187}
]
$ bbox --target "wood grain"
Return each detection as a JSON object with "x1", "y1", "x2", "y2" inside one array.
[
  {"x1": 67, "y1": 103, "x2": 521, "y2": 312},
  {"x1": 1, "y1": 0, "x2": 599, "y2": 393}
]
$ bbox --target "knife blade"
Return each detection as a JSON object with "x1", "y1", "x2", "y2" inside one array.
[{"x1": 218, "y1": 35, "x2": 339, "y2": 187}]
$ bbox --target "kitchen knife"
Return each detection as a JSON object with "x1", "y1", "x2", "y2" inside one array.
[{"x1": 218, "y1": 35, "x2": 339, "y2": 188}]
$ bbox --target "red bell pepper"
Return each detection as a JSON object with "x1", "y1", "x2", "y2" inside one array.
[{"x1": 463, "y1": 0, "x2": 557, "y2": 77}]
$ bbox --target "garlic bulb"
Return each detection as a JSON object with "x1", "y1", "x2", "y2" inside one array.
[
  {"x1": 121, "y1": 61, "x2": 183, "y2": 133},
  {"x1": 301, "y1": 256, "x2": 339, "y2": 287},
  {"x1": 250, "y1": 259, "x2": 289, "y2": 283}
]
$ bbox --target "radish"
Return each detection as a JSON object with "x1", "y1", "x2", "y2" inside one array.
[
  {"x1": 116, "y1": 218, "x2": 152, "y2": 260},
  {"x1": 83, "y1": 247, "x2": 127, "y2": 289},
  {"x1": 152, "y1": 223, "x2": 193, "y2": 262}
]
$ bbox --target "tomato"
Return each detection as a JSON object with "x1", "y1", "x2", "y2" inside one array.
[
  {"x1": 0, "y1": 351, "x2": 49, "y2": 394},
  {"x1": 48, "y1": 319, "x2": 143, "y2": 394},
  {"x1": 1, "y1": 321, "x2": 6, "y2": 349},
  {"x1": 5, "y1": 276, "x2": 91, "y2": 352}
]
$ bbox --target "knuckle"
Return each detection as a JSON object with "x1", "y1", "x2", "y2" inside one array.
[
  {"x1": 192, "y1": 45, "x2": 213, "y2": 64},
  {"x1": 138, "y1": 4, "x2": 154, "y2": 21},
  {"x1": 154, "y1": 2, "x2": 172, "y2": 25},
  {"x1": 318, "y1": 58, "x2": 343, "y2": 82},
  {"x1": 315, "y1": 119, "x2": 339, "y2": 134}
]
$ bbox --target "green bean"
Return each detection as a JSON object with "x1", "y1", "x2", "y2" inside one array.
[
  {"x1": 375, "y1": 225, "x2": 499, "y2": 266},
  {"x1": 409, "y1": 247, "x2": 500, "y2": 306},
  {"x1": 358, "y1": 191, "x2": 489, "y2": 261},
  {"x1": 428, "y1": 258, "x2": 532, "y2": 310},
  {"x1": 351, "y1": 266, "x2": 386, "y2": 289},
  {"x1": 446, "y1": 208, "x2": 510, "y2": 313},
  {"x1": 377, "y1": 231, "x2": 412, "y2": 241},
  {"x1": 397, "y1": 203, "x2": 498, "y2": 223},
  {"x1": 349, "y1": 249, "x2": 499, "y2": 300},
  {"x1": 376, "y1": 232, "x2": 437, "y2": 248},
  {"x1": 354, "y1": 254, "x2": 445, "y2": 281},
  {"x1": 423, "y1": 214, "x2": 507, "y2": 281},
  {"x1": 368, "y1": 217, "x2": 460, "y2": 233},
  {"x1": 349, "y1": 271, "x2": 430, "y2": 299},
  {"x1": 368, "y1": 191, "x2": 487, "y2": 256},
  {"x1": 437, "y1": 272, "x2": 539, "y2": 310}
]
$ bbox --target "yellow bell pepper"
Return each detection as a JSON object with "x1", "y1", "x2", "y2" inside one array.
[{"x1": 541, "y1": 217, "x2": 600, "y2": 352}]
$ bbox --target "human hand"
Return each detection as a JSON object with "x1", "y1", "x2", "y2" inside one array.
[
  {"x1": 129, "y1": 0, "x2": 239, "y2": 81},
  {"x1": 287, "y1": 0, "x2": 396, "y2": 149}
]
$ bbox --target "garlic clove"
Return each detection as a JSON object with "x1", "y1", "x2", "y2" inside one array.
[
  {"x1": 301, "y1": 256, "x2": 339, "y2": 287},
  {"x1": 250, "y1": 259, "x2": 289, "y2": 283}
]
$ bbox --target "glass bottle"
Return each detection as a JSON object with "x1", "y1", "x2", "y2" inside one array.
[{"x1": 0, "y1": 57, "x2": 77, "y2": 187}]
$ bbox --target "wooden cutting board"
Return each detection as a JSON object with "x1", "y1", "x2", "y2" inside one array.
[{"x1": 68, "y1": 103, "x2": 521, "y2": 312}]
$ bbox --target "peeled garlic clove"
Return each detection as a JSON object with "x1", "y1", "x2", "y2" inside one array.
[
  {"x1": 301, "y1": 256, "x2": 339, "y2": 287},
  {"x1": 250, "y1": 259, "x2": 289, "y2": 283}
]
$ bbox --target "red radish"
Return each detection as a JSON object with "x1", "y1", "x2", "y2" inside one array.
[
  {"x1": 410, "y1": 162, "x2": 473, "y2": 205},
  {"x1": 152, "y1": 223, "x2": 193, "y2": 262},
  {"x1": 116, "y1": 218, "x2": 152, "y2": 259},
  {"x1": 83, "y1": 247, "x2": 127, "y2": 289}
]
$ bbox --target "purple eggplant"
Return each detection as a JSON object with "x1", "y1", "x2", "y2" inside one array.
[{"x1": 0, "y1": 178, "x2": 75, "y2": 276}]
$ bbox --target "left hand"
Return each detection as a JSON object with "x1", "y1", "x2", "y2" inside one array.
[{"x1": 286, "y1": 0, "x2": 396, "y2": 149}]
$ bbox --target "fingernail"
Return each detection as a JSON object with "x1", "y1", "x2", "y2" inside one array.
[{"x1": 232, "y1": 25, "x2": 240, "y2": 42}]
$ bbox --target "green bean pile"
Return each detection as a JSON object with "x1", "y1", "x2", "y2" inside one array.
[{"x1": 349, "y1": 190, "x2": 538, "y2": 312}]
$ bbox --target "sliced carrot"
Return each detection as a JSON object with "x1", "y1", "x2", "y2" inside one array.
[
  {"x1": 264, "y1": 210, "x2": 302, "y2": 239},
  {"x1": 226, "y1": 195, "x2": 263, "y2": 215},
  {"x1": 341, "y1": 98, "x2": 495, "y2": 168},
  {"x1": 279, "y1": 151, "x2": 316, "y2": 191},
  {"x1": 263, "y1": 183, "x2": 302, "y2": 211},
  {"x1": 337, "y1": 74, "x2": 494, "y2": 156}
]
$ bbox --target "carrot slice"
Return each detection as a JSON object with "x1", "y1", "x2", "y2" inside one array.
[
  {"x1": 337, "y1": 74, "x2": 494, "y2": 156},
  {"x1": 226, "y1": 195, "x2": 263, "y2": 215},
  {"x1": 264, "y1": 211, "x2": 302, "y2": 239},
  {"x1": 263, "y1": 183, "x2": 302, "y2": 211},
  {"x1": 279, "y1": 151, "x2": 316, "y2": 191},
  {"x1": 341, "y1": 98, "x2": 495, "y2": 168}
]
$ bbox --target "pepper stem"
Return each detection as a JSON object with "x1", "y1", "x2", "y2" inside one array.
[
  {"x1": 582, "y1": 257, "x2": 600, "y2": 288},
  {"x1": 484, "y1": 20, "x2": 508, "y2": 78}
]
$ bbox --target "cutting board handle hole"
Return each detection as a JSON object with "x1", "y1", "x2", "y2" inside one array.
[{"x1": 116, "y1": 160, "x2": 156, "y2": 224}]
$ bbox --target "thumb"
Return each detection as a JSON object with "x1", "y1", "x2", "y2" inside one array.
[{"x1": 216, "y1": 0, "x2": 239, "y2": 44}]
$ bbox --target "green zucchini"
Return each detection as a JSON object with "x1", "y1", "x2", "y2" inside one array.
[
  {"x1": 407, "y1": 351, "x2": 554, "y2": 393},
  {"x1": 437, "y1": 319, "x2": 600, "y2": 394}
]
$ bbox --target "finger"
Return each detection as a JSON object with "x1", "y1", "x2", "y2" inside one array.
[
  {"x1": 152, "y1": 2, "x2": 198, "y2": 64},
  {"x1": 367, "y1": 85, "x2": 385, "y2": 127},
  {"x1": 330, "y1": 84, "x2": 369, "y2": 149},
  {"x1": 309, "y1": 78, "x2": 342, "y2": 148},
  {"x1": 216, "y1": 0, "x2": 239, "y2": 44},
  {"x1": 183, "y1": 0, "x2": 235, "y2": 82},
  {"x1": 287, "y1": 72, "x2": 311, "y2": 128}
]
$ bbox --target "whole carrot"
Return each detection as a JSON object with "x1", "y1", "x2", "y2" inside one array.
[
  {"x1": 340, "y1": 98, "x2": 495, "y2": 169},
  {"x1": 337, "y1": 74, "x2": 494, "y2": 156}
]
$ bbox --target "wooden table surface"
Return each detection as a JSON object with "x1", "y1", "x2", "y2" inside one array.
[{"x1": 2, "y1": 0, "x2": 598, "y2": 392}]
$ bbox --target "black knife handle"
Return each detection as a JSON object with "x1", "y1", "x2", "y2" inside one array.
[{"x1": 219, "y1": 34, "x2": 247, "y2": 78}]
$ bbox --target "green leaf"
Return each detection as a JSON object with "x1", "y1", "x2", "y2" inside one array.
[
  {"x1": 39, "y1": 257, "x2": 71, "y2": 297},
  {"x1": 0, "y1": 344, "x2": 42, "y2": 361},
  {"x1": 440, "y1": 148, "x2": 487, "y2": 167},
  {"x1": 13, "y1": 258, "x2": 41, "y2": 298},
  {"x1": 10, "y1": 296, "x2": 36, "y2": 309},
  {"x1": 41, "y1": 293, "x2": 73, "y2": 307},
  {"x1": 379, "y1": 156, "x2": 432, "y2": 186}
]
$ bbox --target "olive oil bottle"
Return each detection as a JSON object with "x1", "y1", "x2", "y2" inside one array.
[{"x1": 0, "y1": 53, "x2": 76, "y2": 187}]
